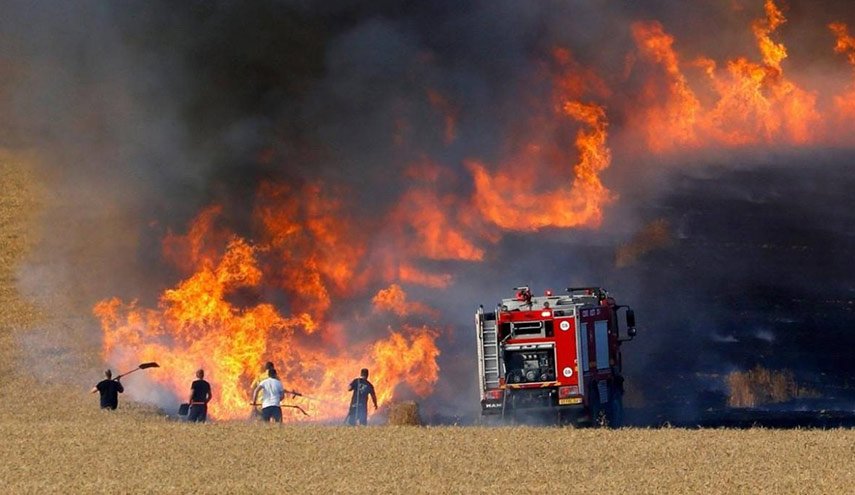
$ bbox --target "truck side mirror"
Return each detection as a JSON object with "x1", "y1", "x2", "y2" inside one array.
[{"x1": 626, "y1": 309, "x2": 636, "y2": 337}]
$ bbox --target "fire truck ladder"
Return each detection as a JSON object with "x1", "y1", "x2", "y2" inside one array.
[{"x1": 477, "y1": 307, "x2": 501, "y2": 391}]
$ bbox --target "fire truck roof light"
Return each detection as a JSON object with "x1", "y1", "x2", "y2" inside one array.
[
  {"x1": 541, "y1": 310, "x2": 551, "y2": 317},
  {"x1": 545, "y1": 289, "x2": 552, "y2": 296}
]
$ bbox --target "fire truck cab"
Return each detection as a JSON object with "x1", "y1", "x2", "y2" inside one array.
[{"x1": 476, "y1": 286, "x2": 637, "y2": 426}]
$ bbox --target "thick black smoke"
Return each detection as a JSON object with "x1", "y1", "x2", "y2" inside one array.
[
  {"x1": 1, "y1": 1, "x2": 854, "y2": 421},
  {"x1": 619, "y1": 155, "x2": 855, "y2": 421}
]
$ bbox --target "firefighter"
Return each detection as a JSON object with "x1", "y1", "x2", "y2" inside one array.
[
  {"x1": 90, "y1": 369, "x2": 124, "y2": 410},
  {"x1": 187, "y1": 369, "x2": 212, "y2": 423},
  {"x1": 252, "y1": 368, "x2": 285, "y2": 423},
  {"x1": 345, "y1": 368, "x2": 377, "y2": 426}
]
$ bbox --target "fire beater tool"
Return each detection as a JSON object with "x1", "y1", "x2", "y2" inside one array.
[
  {"x1": 114, "y1": 362, "x2": 160, "y2": 380},
  {"x1": 282, "y1": 388, "x2": 321, "y2": 401}
]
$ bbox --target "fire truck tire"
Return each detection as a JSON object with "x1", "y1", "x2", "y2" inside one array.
[
  {"x1": 479, "y1": 412, "x2": 503, "y2": 426},
  {"x1": 588, "y1": 383, "x2": 623, "y2": 428},
  {"x1": 588, "y1": 387, "x2": 607, "y2": 428},
  {"x1": 606, "y1": 390, "x2": 624, "y2": 428},
  {"x1": 557, "y1": 408, "x2": 579, "y2": 427}
]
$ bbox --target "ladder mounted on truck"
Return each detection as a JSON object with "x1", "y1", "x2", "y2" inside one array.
[{"x1": 476, "y1": 306, "x2": 501, "y2": 391}]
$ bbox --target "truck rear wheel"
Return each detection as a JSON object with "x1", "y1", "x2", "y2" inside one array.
[
  {"x1": 588, "y1": 382, "x2": 622, "y2": 428},
  {"x1": 587, "y1": 386, "x2": 606, "y2": 428},
  {"x1": 557, "y1": 408, "x2": 582, "y2": 427},
  {"x1": 479, "y1": 413, "x2": 503, "y2": 426},
  {"x1": 606, "y1": 391, "x2": 624, "y2": 428}
]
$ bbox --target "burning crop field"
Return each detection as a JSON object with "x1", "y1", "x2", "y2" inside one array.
[{"x1": 1, "y1": 0, "x2": 855, "y2": 491}]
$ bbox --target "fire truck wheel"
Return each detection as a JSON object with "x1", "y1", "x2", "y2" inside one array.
[
  {"x1": 557, "y1": 408, "x2": 578, "y2": 427},
  {"x1": 478, "y1": 413, "x2": 503, "y2": 426},
  {"x1": 588, "y1": 383, "x2": 623, "y2": 428},
  {"x1": 588, "y1": 388, "x2": 607, "y2": 428},
  {"x1": 606, "y1": 390, "x2": 624, "y2": 428}
]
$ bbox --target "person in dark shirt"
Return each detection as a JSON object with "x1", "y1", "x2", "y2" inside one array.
[
  {"x1": 346, "y1": 368, "x2": 377, "y2": 425},
  {"x1": 187, "y1": 369, "x2": 212, "y2": 423},
  {"x1": 90, "y1": 369, "x2": 124, "y2": 410}
]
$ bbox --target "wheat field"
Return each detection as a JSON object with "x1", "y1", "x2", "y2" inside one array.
[{"x1": 1, "y1": 158, "x2": 853, "y2": 494}]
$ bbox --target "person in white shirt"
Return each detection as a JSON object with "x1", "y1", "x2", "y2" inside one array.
[{"x1": 252, "y1": 368, "x2": 285, "y2": 423}]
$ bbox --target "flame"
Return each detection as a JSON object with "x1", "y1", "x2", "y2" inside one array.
[
  {"x1": 753, "y1": 0, "x2": 787, "y2": 71},
  {"x1": 95, "y1": 184, "x2": 441, "y2": 421},
  {"x1": 381, "y1": 161, "x2": 490, "y2": 290},
  {"x1": 372, "y1": 284, "x2": 435, "y2": 317},
  {"x1": 630, "y1": 0, "x2": 821, "y2": 151},
  {"x1": 391, "y1": 188, "x2": 484, "y2": 261},
  {"x1": 705, "y1": 0, "x2": 820, "y2": 144},
  {"x1": 830, "y1": 22, "x2": 855, "y2": 66},
  {"x1": 829, "y1": 22, "x2": 855, "y2": 120},
  {"x1": 468, "y1": 101, "x2": 612, "y2": 231},
  {"x1": 161, "y1": 205, "x2": 228, "y2": 273},
  {"x1": 370, "y1": 327, "x2": 440, "y2": 400},
  {"x1": 255, "y1": 182, "x2": 365, "y2": 324},
  {"x1": 630, "y1": 21, "x2": 701, "y2": 151},
  {"x1": 468, "y1": 50, "x2": 614, "y2": 231},
  {"x1": 397, "y1": 264, "x2": 452, "y2": 289}
]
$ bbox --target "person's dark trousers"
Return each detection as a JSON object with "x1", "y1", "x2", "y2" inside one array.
[
  {"x1": 261, "y1": 406, "x2": 282, "y2": 423},
  {"x1": 355, "y1": 405, "x2": 368, "y2": 425},
  {"x1": 188, "y1": 404, "x2": 207, "y2": 422},
  {"x1": 347, "y1": 404, "x2": 367, "y2": 425}
]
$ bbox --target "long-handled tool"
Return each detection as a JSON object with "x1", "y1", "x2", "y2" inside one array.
[
  {"x1": 115, "y1": 362, "x2": 160, "y2": 380},
  {"x1": 282, "y1": 388, "x2": 321, "y2": 401}
]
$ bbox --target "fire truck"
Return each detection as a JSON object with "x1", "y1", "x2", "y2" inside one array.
[{"x1": 476, "y1": 286, "x2": 637, "y2": 426}]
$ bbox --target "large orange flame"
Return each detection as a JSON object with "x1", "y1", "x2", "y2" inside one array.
[
  {"x1": 468, "y1": 49, "x2": 614, "y2": 231},
  {"x1": 390, "y1": 162, "x2": 485, "y2": 262},
  {"x1": 95, "y1": 184, "x2": 441, "y2": 421},
  {"x1": 630, "y1": 21, "x2": 701, "y2": 151},
  {"x1": 630, "y1": 0, "x2": 822, "y2": 151},
  {"x1": 829, "y1": 22, "x2": 855, "y2": 120},
  {"x1": 372, "y1": 284, "x2": 436, "y2": 318}
]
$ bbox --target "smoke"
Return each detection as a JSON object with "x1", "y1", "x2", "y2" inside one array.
[
  {"x1": 615, "y1": 156, "x2": 855, "y2": 421},
  {"x1": 2, "y1": 1, "x2": 854, "y2": 421}
]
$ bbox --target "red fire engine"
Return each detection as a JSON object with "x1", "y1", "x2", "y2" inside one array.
[{"x1": 476, "y1": 286, "x2": 637, "y2": 426}]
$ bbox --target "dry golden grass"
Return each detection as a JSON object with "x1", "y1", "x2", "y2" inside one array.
[
  {"x1": 0, "y1": 158, "x2": 41, "y2": 374},
  {"x1": 728, "y1": 365, "x2": 819, "y2": 408},
  {"x1": 1, "y1": 156, "x2": 854, "y2": 494},
  {"x1": 0, "y1": 419, "x2": 852, "y2": 494},
  {"x1": 385, "y1": 400, "x2": 422, "y2": 426}
]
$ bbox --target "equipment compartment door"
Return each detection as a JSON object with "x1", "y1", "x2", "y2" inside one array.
[{"x1": 554, "y1": 316, "x2": 579, "y2": 387}]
